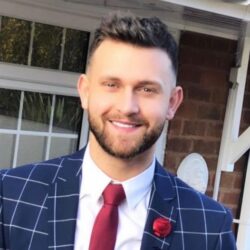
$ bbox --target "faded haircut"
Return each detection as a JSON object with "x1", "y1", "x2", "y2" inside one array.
[{"x1": 87, "y1": 12, "x2": 178, "y2": 76}]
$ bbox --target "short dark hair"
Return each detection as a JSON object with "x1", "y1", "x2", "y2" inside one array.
[{"x1": 88, "y1": 12, "x2": 178, "y2": 75}]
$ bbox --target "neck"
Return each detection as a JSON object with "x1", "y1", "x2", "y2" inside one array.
[{"x1": 88, "y1": 134, "x2": 155, "y2": 181}]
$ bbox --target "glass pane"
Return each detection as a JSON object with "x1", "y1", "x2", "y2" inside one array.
[
  {"x1": 0, "y1": 16, "x2": 30, "y2": 64},
  {"x1": 53, "y1": 95, "x2": 82, "y2": 133},
  {"x1": 0, "y1": 88, "x2": 21, "y2": 129},
  {"x1": 21, "y1": 92, "x2": 52, "y2": 132},
  {"x1": 50, "y1": 137, "x2": 78, "y2": 159},
  {"x1": 0, "y1": 134, "x2": 15, "y2": 169},
  {"x1": 17, "y1": 135, "x2": 46, "y2": 166},
  {"x1": 32, "y1": 23, "x2": 62, "y2": 69},
  {"x1": 63, "y1": 29, "x2": 90, "y2": 73}
]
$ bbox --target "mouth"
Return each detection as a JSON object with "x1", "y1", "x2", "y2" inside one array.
[
  {"x1": 109, "y1": 120, "x2": 142, "y2": 129},
  {"x1": 110, "y1": 121, "x2": 141, "y2": 128}
]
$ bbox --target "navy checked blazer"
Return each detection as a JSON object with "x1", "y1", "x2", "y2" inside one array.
[{"x1": 0, "y1": 148, "x2": 236, "y2": 250}]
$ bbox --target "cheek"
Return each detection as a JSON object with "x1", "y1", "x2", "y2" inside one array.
[
  {"x1": 141, "y1": 103, "x2": 167, "y2": 124},
  {"x1": 88, "y1": 93, "x2": 112, "y2": 115}
]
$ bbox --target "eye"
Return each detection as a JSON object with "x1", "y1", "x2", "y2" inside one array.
[
  {"x1": 138, "y1": 86, "x2": 157, "y2": 95},
  {"x1": 143, "y1": 87, "x2": 154, "y2": 93},
  {"x1": 103, "y1": 82, "x2": 118, "y2": 88}
]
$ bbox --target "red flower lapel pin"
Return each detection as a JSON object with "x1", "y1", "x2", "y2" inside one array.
[{"x1": 153, "y1": 217, "x2": 172, "y2": 238}]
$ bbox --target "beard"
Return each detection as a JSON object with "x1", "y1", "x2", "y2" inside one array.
[{"x1": 88, "y1": 112, "x2": 165, "y2": 159}]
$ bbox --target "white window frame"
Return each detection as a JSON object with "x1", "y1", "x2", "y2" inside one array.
[{"x1": 0, "y1": 63, "x2": 89, "y2": 166}]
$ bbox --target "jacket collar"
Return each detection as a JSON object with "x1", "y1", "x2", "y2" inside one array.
[{"x1": 141, "y1": 161, "x2": 178, "y2": 250}]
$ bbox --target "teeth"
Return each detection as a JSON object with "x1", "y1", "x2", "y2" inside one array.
[{"x1": 112, "y1": 121, "x2": 136, "y2": 128}]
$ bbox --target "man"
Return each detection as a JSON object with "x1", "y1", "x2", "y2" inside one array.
[{"x1": 0, "y1": 13, "x2": 236, "y2": 250}]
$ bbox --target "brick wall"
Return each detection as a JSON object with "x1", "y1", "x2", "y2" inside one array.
[{"x1": 164, "y1": 31, "x2": 250, "y2": 217}]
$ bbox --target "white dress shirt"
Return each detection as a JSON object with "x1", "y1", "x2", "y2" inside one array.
[{"x1": 74, "y1": 146, "x2": 155, "y2": 250}]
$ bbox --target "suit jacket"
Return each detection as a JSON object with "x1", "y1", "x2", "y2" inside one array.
[{"x1": 0, "y1": 148, "x2": 236, "y2": 250}]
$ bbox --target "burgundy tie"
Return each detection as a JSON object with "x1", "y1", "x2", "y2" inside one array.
[{"x1": 89, "y1": 183, "x2": 126, "y2": 250}]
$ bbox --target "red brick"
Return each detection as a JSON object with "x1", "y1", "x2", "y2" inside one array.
[
  {"x1": 200, "y1": 69, "x2": 229, "y2": 89},
  {"x1": 220, "y1": 191, "x2": 241, "y2": 206},
  {"x1": 220, "y1": 172, "x2": 235, "y2": 189},
  {"x1": 246, "y1": 81, "x2": 250, "y2": 92},
  {"x1": 246, "y1": 77, "x2": 250, "y2": 91},
  {"x1": 180, "y1": 32, "x2": 210, "y2": 50},
  {"x1": 234, "y1": 172, "x2": 244, "y2": 190},
  {"x1": 243, "y1": 93, "x2": 250, "y2": 109},
  {"x1": 176, "y1": 101, "x2": 198, "y2": 119},
  {"x1": 187, "y1": 86, "x2": 211, "y2": 102},
  {"x1": 179, "y1": 46, "x2": 194, "y2": 65},
  {"x1": 164, "y1": 153, "x2": 178, "y2": 170},
  {"x1": 168, "y1": 119, "x2": 183, "y2": 136},
  {"x1": 167, "y1": 137, "x2": 192, "y2": 153},
  {"x1": 234, "y1": 152, "x2": 248, "y2": 172},
  {"x1": 211, "y1": 88, "x2": 229, "y2": 105},
  {"x1": 208, "y1": 171, "x2": 216, "y2": 187},
  {"x1": 242, "y1": 110, "x2": 250, "y2": 124},
  {"x1": 195, "y1": 50, "x2": 233, "y2": 70},
  {"x1": 192, "y1": 139, "x2": 220, "y2": 155},
  {"x1": 180, "y1": 31, "x2": 236, "y2": 53},
  {"x1": 206, "y1": 122, "x2": 223, "y2": 138},
  {"x1": 178, "y1": 65, "x2": 202, "y2": 84},
  {"x1": 164, "y1": 152, "x2": 186, "y2": 173},
  {"x1": 214, "y1": 54, "x2": 235, "y2": 70},
  {"x1": 183, "y1": 120, "x2": 206, "y2": 136},
  {"x1": 197, "y1": 104, "x2": 222, "y2": 120},
  {"x1": 185, "y1": 48, "x2": 209, "y2": 67},
  {"x1": 210, "y1": 37, "x2": 235, "y2": 53},
  {"x1": 205, "y1": 157, "x2": 218, "y2": 171}
]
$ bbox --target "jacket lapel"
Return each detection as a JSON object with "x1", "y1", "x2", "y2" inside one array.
[
  {"x1": 47, "y1": 149, "x2": 84, "y2": 249},
  {"x1": 141, "y1": 162, "x2": 178, "y2": 250}
]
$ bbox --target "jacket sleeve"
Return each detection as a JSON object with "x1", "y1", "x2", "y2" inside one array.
[
  {"x1": 215, "y1": 208, "x2": 237, "y2": 250},
  {"x1": 0, "y1": 170, "x2": 6, "y2": 250}
]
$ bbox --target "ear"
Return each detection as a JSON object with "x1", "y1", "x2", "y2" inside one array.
[
  {"x1": 166, "y1": 86, "x2": 183, "y2": 120},
  {"x1": 77, "y1": 74, "x2": 89, "y2": 110}
]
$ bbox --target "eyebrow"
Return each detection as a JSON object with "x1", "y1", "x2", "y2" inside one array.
[
  {"x1": 136, "y1": 80, "x2": 164, "y2": 91},
  {"x1": 100, "y1": 76, "x2": 163, "y2": 86}
]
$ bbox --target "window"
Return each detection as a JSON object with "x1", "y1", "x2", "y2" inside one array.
[
  {"x1": 0, "y1": 16, "x2": 90, "y2": 72},
  {"x1": 0, "y1": 15, "x2": 90, "y2": 168},
  {"x1": 0, "y1": 88, "x2": 83, "y2": 168}
]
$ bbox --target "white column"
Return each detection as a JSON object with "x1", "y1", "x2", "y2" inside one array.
[
  {"x1": 211, "y1": 20, "x2": 250, "y2": 249},
  {"x1": 213, "y1": 22, "x2": 250, "y2": 200}
]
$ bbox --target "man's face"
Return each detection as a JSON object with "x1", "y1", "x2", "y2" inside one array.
[{"x1": 78, "y1": 39, "x2": 182, "y2": 159}]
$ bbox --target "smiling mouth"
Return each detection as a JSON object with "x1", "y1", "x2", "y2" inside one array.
[{"x1": 110, "y1": 120, "x2": 142, "y2": 128}]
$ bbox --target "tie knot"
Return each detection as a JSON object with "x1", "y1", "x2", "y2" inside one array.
[{"x1": 103, "y1": 183, "x2": 125, "y2": 206}]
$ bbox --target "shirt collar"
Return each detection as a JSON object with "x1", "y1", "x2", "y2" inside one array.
[{"x1": 80, "y1": 145, "x2": 155, "y2": 209}]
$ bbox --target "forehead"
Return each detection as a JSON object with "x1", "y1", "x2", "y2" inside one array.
[{"x1": 88, "y1": 39, "x2": 175, "y2": 84}]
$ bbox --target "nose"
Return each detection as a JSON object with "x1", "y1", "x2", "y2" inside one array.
[{"x1": 116, "y1": 89, "x2": 139, "y2": 116}]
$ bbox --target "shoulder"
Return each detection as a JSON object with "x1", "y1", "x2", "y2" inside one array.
[
  {"x1": 174, "y1": 174, "x2": 230, "y2": 214},
  {"x1": 0, "y1": 149, "x2": 84, "y2": 186},
  {"x1": 155, "y1": 164, "x2": 235, "y2": 247},
  {"x1": 156, "y1": 164, "x2": 229, "y2": 212},
  {"x1": 155, "y1": 163, "x2": 232, "y2": 222}
]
